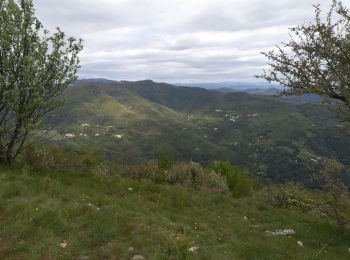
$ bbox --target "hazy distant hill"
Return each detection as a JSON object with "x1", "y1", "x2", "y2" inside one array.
[
  {"x1": 212, "y1": 87, "x2": 282, "y2": 96},
  {"x1": 175, "y1": 82, "x2": 280, "y2": 91},
  {"x1": 243, "y1": 88, "x2": 281, "y2": 96},
  {"x1": 177, "y1": 82, "x2": 326, "y2": 103},
  {"x1": 41, "y1": 79, "x2": 350, "y2": 184}
]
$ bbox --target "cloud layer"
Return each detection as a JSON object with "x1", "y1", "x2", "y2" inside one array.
[{"x1": 34, "y1": 0, "x2": 333, "y2": 82}]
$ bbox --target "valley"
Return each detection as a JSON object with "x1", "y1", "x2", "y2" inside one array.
[{"x1": 38, "y1": 80, "x2": 350, "y2": 185}]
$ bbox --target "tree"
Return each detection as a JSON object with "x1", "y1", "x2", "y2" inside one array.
[
  {"x1": 257, "y1": 0, "x2": 350, "y2": 110},
  {"x1": 312, "y1": 159, "x2": 350, "y2": 229},
  {"x1": 0, "y1": 0, "x2": 83, "y2": 163}
]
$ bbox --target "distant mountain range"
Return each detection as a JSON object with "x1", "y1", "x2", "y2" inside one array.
[
  {"x1": 40, "y1": 79, "x2": 350, "y2": 185},
  {"x1": 211, "y1": 87, "x2": 282, "y2": 96},
  {"x1": 78, "y1": 79, "x2": 325, "y2": 102},
  {"x1": 175, "y1": 82, "x2": 327, "y2": 103},
  {"x1": 175, "y1": 82, "x2": 281, "y2": 91}
]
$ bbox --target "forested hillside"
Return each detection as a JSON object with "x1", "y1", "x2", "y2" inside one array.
[{"x1": 39, "y1": 80, "x2": 350, "y2": 184}]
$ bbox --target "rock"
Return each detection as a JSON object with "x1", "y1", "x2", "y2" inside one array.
[
  {"x1": 128, "y1": 247, "x2": 135, "y2": 252},
  {"x1": 128, "y1": 188, "x2": 133, "y2": 191},
  {"x1": 131, "y1": 255, "x2": 145, "y2": 260},
  {"x1": 188, "y1": 246, "x2": 199, "y2": 252},
  {"x1": 297, "y1": 241, "x2": 304, "y2": 247},
  {"x1": 59, "y1": 240, "x2": 68, "y2": 248},
  {"x1": 243, "y1": 216, "x2": 248, "y2": 221},
  {"x1": 77, "y1": 256, "x2": 89, "y2": 260},
  {"x1": 64, "y1": 133, "x2": 75, "y2": 139},
  {"x1": 265, "y1": 229, "x2": 295, "y2": 236}
]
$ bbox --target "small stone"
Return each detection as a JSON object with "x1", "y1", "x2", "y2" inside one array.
[
  {"x1": 131, "y1": 255, "x2": 145, "y2": 260},
  {"x1": 128, "y1": 188, "x2": 133, "y2": 191},
  {"x1": 265, "y1": 229, "x2": 295, "y2": 236},
  {"x1": 243, "y1": 216, "x2": 248, "y2": 221},
  {"x1": 297, "y1": 241, "x2": 304, "y2": 247},
  {"x1": 188, "y1": 246, "x2": 199, "y2": 252},
  {"x1": 59, "y1": 240, "x2": 68, "y2": 248},
  {"x1": 128, "y1": 247, "x2": 135, "y2": 252}
]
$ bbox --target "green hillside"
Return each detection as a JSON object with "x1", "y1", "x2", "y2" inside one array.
[
  {"x1": 1, "y1": 166, "x2": 349, "y2": 259},
  {"x1": 39, "y1": 80, "x2": 350, "y2": 184}
]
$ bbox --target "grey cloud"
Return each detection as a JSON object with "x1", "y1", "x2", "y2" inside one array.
[{"x1": 33, "y1": 0, "x2": 334, "y2": 82}]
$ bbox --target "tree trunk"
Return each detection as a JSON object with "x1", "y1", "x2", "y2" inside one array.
[
  {"x1": 5, "y1": 122, "x2": 22, "y2": 164},
  {"x1": 0, "y1": 130, "x2": 6, "y2": 164}
]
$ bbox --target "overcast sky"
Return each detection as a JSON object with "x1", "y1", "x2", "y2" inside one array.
[{"x1": 34, "y1": 0, "x2": 333, "y2": 83}]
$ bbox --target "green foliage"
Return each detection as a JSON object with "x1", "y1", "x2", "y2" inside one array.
[
  {"x1": 211, "y1": 161, "x2": 258, "y2": 198},
  {"x1": 158, "y1": 153, "x2": 174, "y2": 170},
  {"x1": 165, "y1": 162, "x2": 229, "y2": 194},
  {"x1": 21, "y1": 144, "x2": 228, "y2": 195},
  {"x1": 22, "y1": 143, "x2": 62, "y2": 170},
  {"x1": 258, "y1": 0, "x2": 350, "y2": 110},
  {"x1": 20, "y1": 143, "x2": 108, "y2": 176},
  {"x1": 263, "y1": 161, "x2": 350, "y2": 229},
  {"x1": 21, "y1": 143, "x2": 77, "y2": 171},
  {"x1": 0, "y1": 0, "x2": 83, "y2": 163},
  {"x1": 82, "y1": 156, "x2": 101, "y2": 174},
  {"x1": 313, "y1": 159, "x2": 350, "y2": 228},
  {"x1": 118, "y1": 161, "x2": 161, "y2": 181},
  {"x1": 40, "y1": 80, "x2": 350, "y2": 186},
  {"x1": 118, "y1": 161, "x2": 229, "y2": 194},
  {"x1": 262, "y1": 183, "x2": 318, "y2": 210},
  {"x1": 161, "y1": 233, "x2": 194, "y2": 259}
]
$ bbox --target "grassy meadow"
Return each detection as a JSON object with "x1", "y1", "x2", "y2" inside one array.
[{"x1": 0, "y1": 166, "x2": 349, "y2": 259}]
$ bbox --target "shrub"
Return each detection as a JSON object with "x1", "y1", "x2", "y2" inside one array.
[
  {"x1": 21, "y1": 143, "x2": 229, "y2": 194},
  {"x1": 262, "y1": 162, "x2": 350, "y2": 229},
  {"x1": 165, "y1": 162, "x2": 202, "y2": 186},
  {"x1": 161, "y1": 232, "x2": 193, "y2": 259},
  {"x1": 261, "y1": 183, "x2": 317, "y2": 210},
  {"x1": 165, "y1": 162, "x2": 229, "y2": 194},
  {"x1": 82, "y1": 155, "x2": 106, "y2": 175},
  {"x1": 118, "y1": 160, "x2": 161, "y2": 181},
  {"x1": 21, "y1": 142, "x2": 107, "y2": 175},
  {"x1": 210, "y1": 161, "x2": 258, "y2": 198},
  {"x1": 158, "y1": 153, "x2": 174, "y2": 170},
  {"x1": 21, "y1": 143, "x2": 58, "y2": 170},
  {"x1": 312, "y1": 159, "x2": 350, "y2": 228}
]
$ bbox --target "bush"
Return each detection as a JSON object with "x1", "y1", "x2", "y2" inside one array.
[
  {"x1": 210, "y1": 161, "x2": 258, "y2": 198},
  {"x1": 312, "y1": 159, "x2": 350, "y2": 228},
  {"x1": 118, "y1": 161, "x2": 162, "y2": 181},
  {"x1": 158, "y1": 153, "x2": 174, "y2": 170},
  {"x1": 21, "y1": 143, "x2": 64, "y2": 170},
  {"x1": 262, "y1": 168, "x2": 350, "y2": 229},
  {"x1": 21, "y1": 143, "x2": 107, "y2": 175},
  {"x1": 82, "y1": 155, "x2": 107, "y2": 175},
  {"x1": 261, "y1": 183, "x2": 317, "y2": 210},
  {"x1": 117, "y1": 161, "x2": 228, "y2": 194},
  {"x1": 165, "y1": 162, "x2": 229, "y2": 194},
  {"x1": 20, "y1": 143, "x2": 229, "y2": 194}
]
